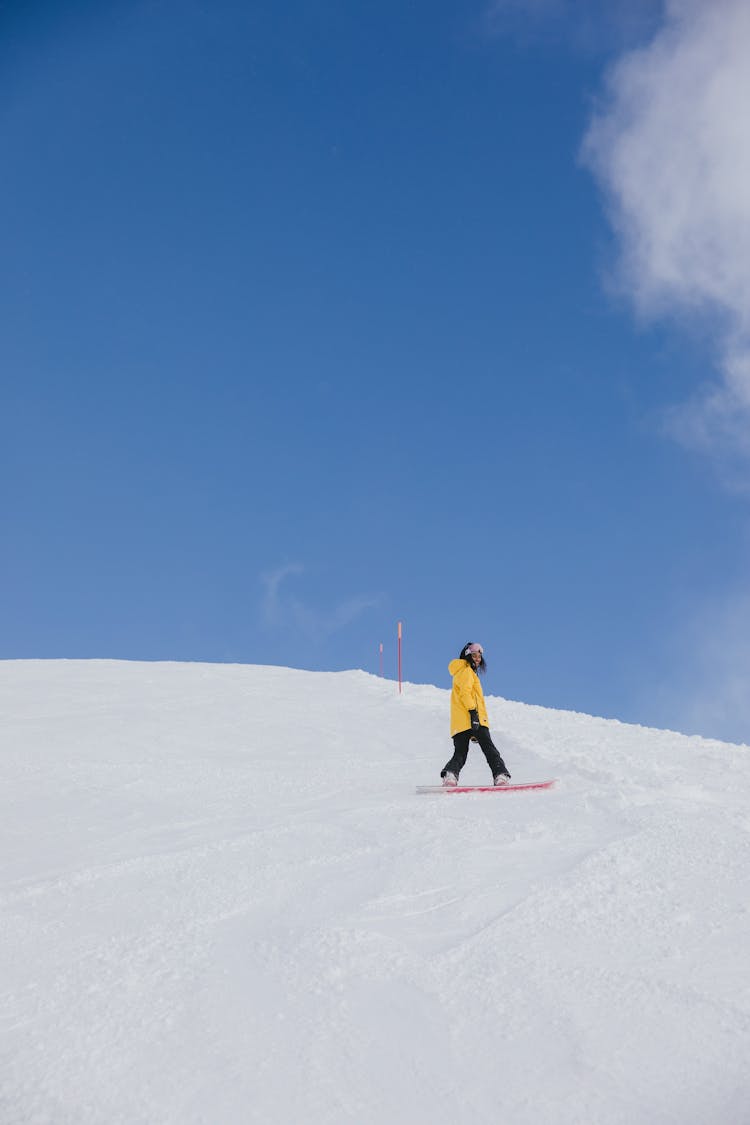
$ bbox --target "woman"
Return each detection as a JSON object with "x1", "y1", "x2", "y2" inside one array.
[{"x1": 440, "y1": 642, "x2": 512, "y2": 787}]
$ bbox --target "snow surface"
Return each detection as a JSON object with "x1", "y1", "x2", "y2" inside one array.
[{"x1": 2, "y1": 659, "x2": 750, "y2": 1125}]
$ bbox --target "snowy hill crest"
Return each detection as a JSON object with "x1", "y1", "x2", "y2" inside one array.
[{"x1": 2, "y1": 660, "x2": 750, "y2": 1124}]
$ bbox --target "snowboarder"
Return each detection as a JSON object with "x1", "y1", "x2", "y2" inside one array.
[{"x1": 440, "y1": 642, "x2": 512, "y2": 787}]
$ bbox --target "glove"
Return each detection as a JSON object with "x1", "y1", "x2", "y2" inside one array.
[{"x1": 469, "y1": 709, "x2": 480, "y2": 732}]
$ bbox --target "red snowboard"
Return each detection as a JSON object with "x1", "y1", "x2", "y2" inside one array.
[{"x1": 416, "y1": 780, "x2": 556, "y2": 794}]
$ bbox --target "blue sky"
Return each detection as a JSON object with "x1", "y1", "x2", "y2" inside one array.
[{"x1": 3, "y1": 0, "x2": 750, "y2": 741}]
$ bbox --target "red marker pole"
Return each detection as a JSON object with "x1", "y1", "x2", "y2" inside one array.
[
  {"x1": 397, "y1": 621, "x2": 403, "y2": 694},
  {"x1": 379, "y1": 642, "x2": 384, "y2": 678}
]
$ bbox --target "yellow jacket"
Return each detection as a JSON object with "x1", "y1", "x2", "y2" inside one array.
[{"x1": 449, "y1": 658, "x2": 489, "y2": 736}]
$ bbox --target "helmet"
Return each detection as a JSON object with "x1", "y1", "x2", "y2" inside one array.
[{"x1": 460, "y1": 641, "x2": 486, "y2": 671}]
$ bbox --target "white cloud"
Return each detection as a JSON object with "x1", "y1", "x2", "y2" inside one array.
[
  {"x1": 260, "y1": 564, "x2": 382, "y2": 640},
  {"x1": 583, "y1": 0, "x2": 750, "y2": 468},
  {"x1": 649, "y1": 586, "x2": 750, "y2": 744},
  {"x1": 260, "y1": 563, "x2": 305, "y2": 627}
]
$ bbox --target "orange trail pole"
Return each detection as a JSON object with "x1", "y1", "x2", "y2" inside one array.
[{"x1": 397, "y1": 621, "x2": 402, "y2": 694}]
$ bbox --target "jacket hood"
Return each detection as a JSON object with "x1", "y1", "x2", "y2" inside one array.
[{"x1": 448, "y1": 659, "x2": 468, "y2": 675}]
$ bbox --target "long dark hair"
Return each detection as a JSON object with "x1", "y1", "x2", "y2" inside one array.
[{"x1": 459, "y1": 641, "x2": 486, "y2": 674}]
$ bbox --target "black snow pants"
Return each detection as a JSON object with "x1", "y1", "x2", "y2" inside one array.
[{"x1": 441, "y1": 727, "x2": 509, "y2": 781}]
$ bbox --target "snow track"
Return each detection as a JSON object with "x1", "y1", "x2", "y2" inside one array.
[{"x1": 2, "y1": 660, "x2": 750, "y2": 1123}]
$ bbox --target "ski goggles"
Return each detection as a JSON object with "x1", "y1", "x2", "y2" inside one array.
[{"x1": 465, "y1": 644, "x2": 483, "y2": 655}]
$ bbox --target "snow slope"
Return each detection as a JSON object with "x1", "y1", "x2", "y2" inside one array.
[{"x1": 2, "y1": 660, "x2": 750, "y2": 1125}]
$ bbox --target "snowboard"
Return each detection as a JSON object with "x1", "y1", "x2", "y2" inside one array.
[{"x1": 416, "y1": 779, "x2": 556, "y2": 794}]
